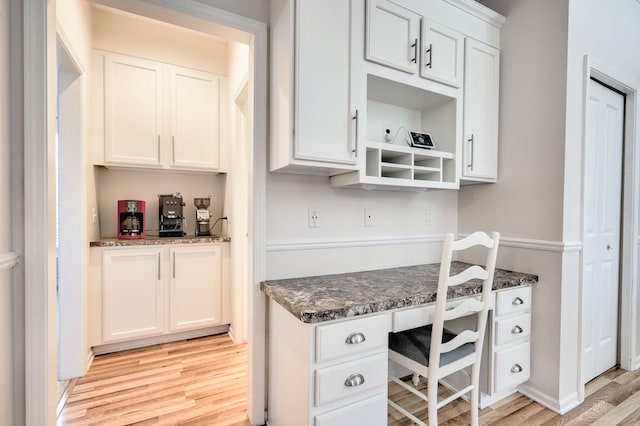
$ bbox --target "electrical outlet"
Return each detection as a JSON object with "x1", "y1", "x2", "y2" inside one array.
[
  {"x1": 425, "y1": 208, "x2": 433, "y2": 226},
  {"x1": 364, "y1": 208, "x2": 374, "y2": 227},
  {"x1": 308, "y1": 207, "x2": 319, "y2": 228},
  {"x1": 92, "y1": 208, "x2": 97, "y2": 225}
]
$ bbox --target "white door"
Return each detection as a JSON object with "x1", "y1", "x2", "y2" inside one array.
[
  {"x1": 365, "y1": 0, "x2": 420, "y2": 74},
  {"x1": 102, "y1": 248, "x2": 164, "y2": 342},
  {"x1": 170, "y1": 66, "x2": 221, "y2": 171},
  {"x1": 169, "y1": 245, "x2": 222, "y2": 331},
  {"x1": 104, "y1": 54, "x2": 163, "y2": 167},
  {"x1": 420, "y1": 19, "x2": 464, "y2": 87},
  {"x1": 582, "y1": 78, "x2": 624, "y2": 383}
]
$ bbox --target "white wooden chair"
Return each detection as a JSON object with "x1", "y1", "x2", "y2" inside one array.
[{"x1": 388, "y1": 231, "x2": 500, "y2": 426}]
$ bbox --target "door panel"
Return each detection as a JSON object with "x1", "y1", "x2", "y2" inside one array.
[{"x1": 582, "y1": 79, "x2": 624, "y2": 383}]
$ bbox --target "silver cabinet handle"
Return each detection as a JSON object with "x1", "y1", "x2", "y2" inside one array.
[
  {"x1": 511, "y1": 364, "x2": 523, "y2": 373},
  {"x1": 512, "y1": 297, "x2": 524, "y2": 306},
  {"x1": 345, "y1": 332, "x2": 366, "y2": 344},
  {"x1": 352, "y1": 110, "x2": 359, "y2": 157},
  {"x1": 172, "y1": 251, "x2": 176, "y2": 279},
  {"x1": 511, "y1": 325, "x2": 523, "y2": 334},
  {"x1": 172, "y1": 136, "x2": 175, "y2": 162},
  {"x1": 467, "y1": 134, "x2": 474, "y2": 170},
  {"x1": 157, "y1": 135, "x2": 161, "y2": 160},
  {"x1": 425, "y1": 43, "x2": 432, "y2": 68},
  {"x1": 157, "y1": 253, "x2": 161, "y2": 280},
  {"x1": 411, "y1": 38, "x2": 418, "y2": 63},
  {"x1": 344, "y1": 373, "x2": 365, "y2": 387}
]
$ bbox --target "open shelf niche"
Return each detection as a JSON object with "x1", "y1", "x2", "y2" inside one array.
[{"x1": 331, "y1": 73, "x2": 461, "y2": 190}]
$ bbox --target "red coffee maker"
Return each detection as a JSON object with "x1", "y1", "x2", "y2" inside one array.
[{"x1": 117, "y1": 200, "x2": 146, "y2": 239}]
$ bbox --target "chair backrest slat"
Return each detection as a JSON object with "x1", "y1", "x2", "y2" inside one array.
[{"x1": 428, "y1": 231, "x2": 500, "y2": 380}]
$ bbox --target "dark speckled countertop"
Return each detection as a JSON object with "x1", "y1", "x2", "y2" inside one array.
[
  {"x1": 90, "y1": 235, "x2": 230, "y2": 247},
  {"x1": 261, "y1": 261, "x2": 538, "y2": 323}
]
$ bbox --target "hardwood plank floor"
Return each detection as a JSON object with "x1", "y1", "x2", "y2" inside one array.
[
  {"x1": 58, "y1": 333, "x2": 250, "y2": 425},
  {"x1": 61, "y1": 336, "x2": 640, "y2": 425},
  {"x1": 389, "y1": 367, "x2": 640, "y2": 425}
]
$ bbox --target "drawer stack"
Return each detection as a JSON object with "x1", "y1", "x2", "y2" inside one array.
[{"x1": 492, "y1": 286, "x2": 532, "y2": 393}]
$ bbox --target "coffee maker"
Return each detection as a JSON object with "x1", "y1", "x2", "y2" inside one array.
[
  {"x1": 194, "y1": 197, "x2": 212, "y2": 236},
  {"x1": 117, "y1": 200, "x2": 146, "y2": 239},
  {"x1": 158, "y1": 193, "x2": 186, "y2": 237}
]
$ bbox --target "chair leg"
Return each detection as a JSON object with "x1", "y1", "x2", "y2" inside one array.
[
  {"x1": 427, "y1": 378, "x2": 438, "y2": 426},
  {"x1": 470, "y1": 365, "x2": 480, "y2": 426},
  {"x1": 412, "y1": 373, "x2": 420, "y2": 386}
]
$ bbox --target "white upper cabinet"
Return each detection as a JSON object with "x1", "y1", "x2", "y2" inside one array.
[
  {"x1": 463, "y1": 38, "x2": 500, "y2": 181},
  {"x1": 98, "y1": 52, "x2": 225, "y2": 173},
  {"x1": 420, "y1": 20, "x2": 464, "y2": 88},
  {"x1": 365, "y1": 0, "x2": 420, "y2": 74},
  {"x1": 365, "y1": 1, "x2": 463, "y2": 88},
  {"x1": 270, "y1": 0, "x2": 361, "y2": 174},
  {"x1": 170, "y1": 66, "x2": 221, "y2": 171},
  {"x1": 104, "y1": 55, "x2": 163, "y2": 167}
]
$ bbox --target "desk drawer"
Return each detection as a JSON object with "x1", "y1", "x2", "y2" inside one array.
[
  {"x1": 496, "y1": 286, "x2": 531, "y2": 317},
  {"x1": 494, "y1": 341, "x2": 530, "y2": 392},
  {"x1": 495, "y1": 313, "x2": 531, "y2": 345},
  {"x1": 314, "y1": 392, "x2": 387, "y2": 426},
  {"x1": 314, "y1": 352, "x2": 387, "y2": 406},
  {"x1": 316, "y1": 314, "x2": 390, "y2": 363}
]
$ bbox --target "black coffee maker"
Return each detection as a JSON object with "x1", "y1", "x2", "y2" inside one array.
[{"x1": 158, "y1": 193, "x2": 186, "y2": 237}]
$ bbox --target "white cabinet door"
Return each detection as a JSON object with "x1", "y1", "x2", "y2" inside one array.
[
  {"x1": 463, "y1": 38, "x2": 500, "y2": 181},
  {"x1": 420, "y1": 20, "x2": 464, "y2": 87},
  {"x1": 295, "y1": 0, "x2": 358, "y2": 164},
  {"x1": 169, "y1": 245, "x2": 222, "y2": 331},
  {"x1": 104, "y1": 54, "x2": 162, "y2": 167},
  {"x1": 102, "y1": 248, "x2": 164, "y2": 342},
  {"x1": 170, "y1": 67, "x2": 221, "y2": 171},
  {"x1": 365, "y1": 0, "x2": 420, "y2": 74}
]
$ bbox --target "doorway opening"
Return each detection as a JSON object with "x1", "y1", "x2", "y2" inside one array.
[{"x1": 56, "y1": 33, "x2": 87, "y2": 401}]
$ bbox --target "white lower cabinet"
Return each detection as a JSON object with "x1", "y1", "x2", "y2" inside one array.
[
  {"x1": 95, "y1": 243, "x2": 228, "y2": 347},
  {"x1": 268, "y1": 300, "x2": 390, "y2": 426},
  {"x1": 103, "y1": 248, "x2": 164, "y2": 342},
  {"x1": 169, "y1": 245, "x2": 222, "y2": 331}
]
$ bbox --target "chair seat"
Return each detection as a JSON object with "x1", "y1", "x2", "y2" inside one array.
[{"x1": 389, "y1": 325, "x2": 475, "y2": 367}]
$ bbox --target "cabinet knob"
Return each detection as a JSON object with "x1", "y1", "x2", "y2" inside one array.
[
  {"x1": 511, "y1": 364, "x2": 523, "y2": 373},
  {"x1": 345, "y1": 332, "x2": 366, "y2": 344},
  {"x1": 344, "y1": 373, "x2": 365, "y2": 387},
  {"x1": 511, "y1": 325, "x2": 523, "y2": 334},
  {"x1": 512, "y1": 297, "x2": 524, "y2": 306}
]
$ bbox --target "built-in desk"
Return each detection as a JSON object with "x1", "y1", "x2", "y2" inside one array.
[{"x1": 261, "y1": 262, "x2": 538, "y2": 426}]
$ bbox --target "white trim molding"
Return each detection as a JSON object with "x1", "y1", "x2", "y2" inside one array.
[
  {"x1": 266, "y1": 235, "x2": 444, "y2": 252},
  {"x1": 0, "y1": 251, "x2": 19, "y2": 271},
  {"x1": 518, "y1": 384, "x2": 581, "y2": 415},
  {"x1": 458, "y1": 234, "x2": 582, "y2": 253}
]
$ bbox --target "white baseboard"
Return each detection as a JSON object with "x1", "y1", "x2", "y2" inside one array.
[
  {"x1": 92, "y1": 325, "x2": 229, "y2": 355},
  {"x1": 518, "y1": 383, "x2": 581, "y2": 414}
]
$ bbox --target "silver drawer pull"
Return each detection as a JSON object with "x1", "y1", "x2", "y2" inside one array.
[
  {"x1": 345, "y1": 332, "x2": 366, "y2": 345},
  {"x1": 512, "y1": 297, "x2": 524, "y2": 306},
  {"x1": 511, "y1": 364, "x2": 523, "y2": 373},
  {"x1": 511, "y1": 325, "x2": 523, "y2": 334},
  {"x1": 344, "y1": 373, "x2": 365, "y2": 387}
]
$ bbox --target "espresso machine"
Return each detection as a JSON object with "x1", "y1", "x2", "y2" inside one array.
[
  {"x1": 158, "y1": 193, "x2": 186, "y2": 237},
  {"x1": 117, "y1": 200, "x2": 146, "y2": 239},
  {"x1": 194, "y1": 197, "x2": 212, "y2": 236}
]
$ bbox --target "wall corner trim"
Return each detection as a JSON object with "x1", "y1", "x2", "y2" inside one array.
[
  {"x1": 0, "y1": 251, "x2": 19, "y2": 272},
  {"x1": 518, "y1": 384, "x2": 581, "y2": 415}
]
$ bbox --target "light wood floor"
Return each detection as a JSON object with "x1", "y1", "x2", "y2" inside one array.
[
  {"x1": 389, "y1": 367, "x2": 640, "y2": 425},
  {"x1": 58, "y1": 333, "x2": 250, "y2": 425},
  {"x1": 60, "y1": 335, "x2": 640, "y2": 425}
]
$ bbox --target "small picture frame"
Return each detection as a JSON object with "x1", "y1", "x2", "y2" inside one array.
[{"x1": 408, "y1": 130, "x2": 435, "y2": 149}]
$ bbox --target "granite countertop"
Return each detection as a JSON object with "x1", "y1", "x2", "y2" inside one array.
[
  {"x1": 90, "y1": 235, "x2": 230, "y2": 247},
  {"x1": 261, "y1": 261, "x2": 538, "y2": 324}
]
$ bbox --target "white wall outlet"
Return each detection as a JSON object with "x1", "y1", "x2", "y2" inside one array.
[
  {"x1": 308, "y1": 207, "x2": 319, "y2": 228},
  {"x1": 364, "y1": 208, "x2": 374, "y2": 227},
  {"x1": 92, "y1": 207, "x2": 98, "y2": 225},
  {"x1": 425, "y1": 208, "x2": 433, "y2": 226}
]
